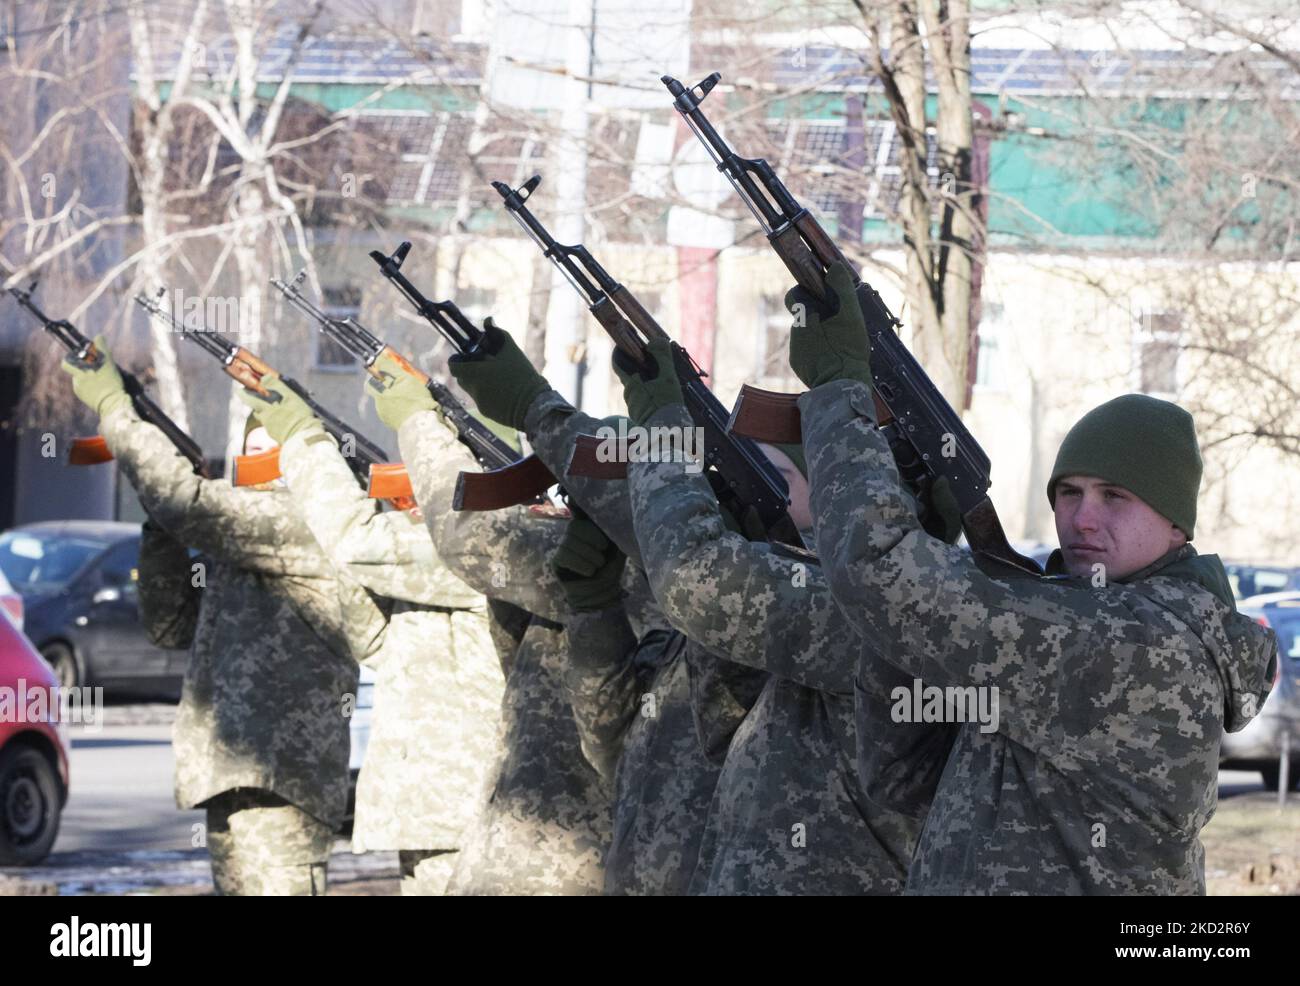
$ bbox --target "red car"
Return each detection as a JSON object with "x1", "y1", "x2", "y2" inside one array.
[{"x1": 0, "y1": 606, "x2": 69, "y2": 865}]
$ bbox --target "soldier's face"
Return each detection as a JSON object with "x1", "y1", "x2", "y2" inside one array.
[
  {"x1": 1053, "y1": 475, "x2": 1187, "y2": 580},
  {"x1": 243, "y1": 426, "x2": 279, "y2": 457},
  {"x1": 759, "y1": 443, "x2": 812, "y2": 531}
]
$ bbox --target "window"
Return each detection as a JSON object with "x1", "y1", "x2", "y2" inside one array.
[
  {"x1": 0, "y1": 532, "x2": 101, "y2": 591},
  {"x1": 764, "y1": 118, "x2": 941, "y2": 223},
  {"x1": 95, "y1": 540, "x2": 139, "y2": 592},
  {"x1": 315, "y1": 286, "x2": 362, "y2": 371},
  {"x1": 1136, "y1": 310, "x2": 1182, "y2": 396},
  {"x1": 975, "y1": 302, "x2": 1007, "y2": 390}
]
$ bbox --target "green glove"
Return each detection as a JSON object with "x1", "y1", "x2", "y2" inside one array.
[
  {"x1": 447, "y1": 318, "x2": 550, "y2": 432},
  {"x1": 59, "y1": 335, "x2": 131, "y2": 419},
  {"x1": 550, "y1": 505, "x2": 627, "y2": 612},
  {"x1": 611, "y1": 337, "x2": 683, "y2": 425},
  {"x1": 786, "y1": 261, "x2": 872, "y2": 389},
  {"x1": 717, "y1": 501, "x2": 768, "y2": 542},
  {"x1": 236, "y1": 374, "x2": 321, "y2": 445},
  {"x1": 365, "y1": 351, "x2": 437, "y2": 432},
  {"x1": 923, "y1": 475, "x2": 964, "y2": 545}
]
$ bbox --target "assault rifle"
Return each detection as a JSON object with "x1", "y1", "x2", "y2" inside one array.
[
  {"x1": 271, "y1": 269, "x2": 535, "y2": 503},
  {"x1": 663, "y1": 72, "x2": 1038, "y2": 573},
  {"x1": 367, "y1": 242, "x2": 556, "y2": 510},
  {"x1": 9, "y1": 284, "x2": 210, "y2": 476},
  {"x1": 493, "y1": 174, "x2": 801, "y2": 547},
  {"x1": 133, "y1": 290, "x2": 393, "y2": 496}
]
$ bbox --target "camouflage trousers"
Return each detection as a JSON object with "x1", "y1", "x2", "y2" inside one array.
[
  {"x1": 205, "y1": 789, "x2": 333, "y2": 896},
  {"x1": 398, "y1": 849, "x2": 457, "y2": 896}
]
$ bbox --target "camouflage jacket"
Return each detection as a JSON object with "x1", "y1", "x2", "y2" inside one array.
[
  {"x1": 277, "y1": 427, "x2": 503, "y2": 852},
  {"x1": 799, "y1": 379, "x2": 1279, "y2": 895},
  {"x1": 102, "y1": 405, "x2": 359, "y2": 827},
  {"x1": 137, "y1": 518, "x2": 200, "y2": 651},
  {"x1": 629, "y1": 402, "x2": 949, "y2": 895},
  {"x1": 523, "y1": 393, "x2": 769, "y2": 742},
  {"x1": 561, "y1": 591, "x2": 721, "y2": 896},
  {"x1": 524, "y1": 390, "x2": 753, "y2": 890},
  {"x1": 398, "y1": 409, "x2": 609, "y2": 894}
]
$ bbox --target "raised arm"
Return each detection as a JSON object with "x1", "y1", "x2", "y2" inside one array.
[
  {"x1": 627, "y1": 403, "x2": 860, "y2": 693},
  {"x1": 442, "y1": 322, "x2": 644, "y2": 566},
  {"x1": 397, "y1": 409, "x2": 568, "y2": 622},
  {"x1": 522, "y1": 391, "x2": 642, "y2": 567},
  {"x1": 99, "y1": 404, "x2": 330, "y2": 577},
  {"x1": 136, "y1": 517, "x2": 201, "y2": 650},
  {"x1": 275, "y1": 422, "x2": 482, "y2": 611}
]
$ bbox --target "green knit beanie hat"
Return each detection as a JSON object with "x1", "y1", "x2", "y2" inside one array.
[{"x1": 1047, "y1": 394, "x2": 1202, "y2": 539}]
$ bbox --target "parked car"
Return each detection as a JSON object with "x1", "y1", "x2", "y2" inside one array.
[
  {"x1": 1221, "y1": 591, "x2": 1300, "y2": 790},
  {"x1": 0, "y1": 605, "x2": 69, "y2": 865},
  {"x1": 1224, "y1": 563, "x2": 1300, "y2": 601},
  {"x1": 0, "y1": 522, "x2": 184, "y2": 700},
  {"x1": 0, "y1": 567, "x2": 22, "y2": 631}
]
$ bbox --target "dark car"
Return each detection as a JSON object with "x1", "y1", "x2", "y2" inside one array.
[
  {"x1": 0, "y1": 605, "x2": 69, "y2": 865},
  {"x1": 0, "y1": 522, "x2": 185, "y2": 700},
  {"x1": 1224, "y1": 563, "x2": 1300, "y2": 601}
]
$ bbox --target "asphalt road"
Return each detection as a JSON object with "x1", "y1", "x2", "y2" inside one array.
[
  {"x1": 1, "y1": 716, "x2": 397, "y2": 895},
  {"x1": 61, "y1": 723, "x2": 203, "y2": 854},
  {"x1": 0, "y1": 713, "x2": 1280, "y2": 894}
]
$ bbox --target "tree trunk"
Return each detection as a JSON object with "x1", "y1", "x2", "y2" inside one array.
[{"x1": 920, "y1": 0, "x2": 977, "y2": 408}]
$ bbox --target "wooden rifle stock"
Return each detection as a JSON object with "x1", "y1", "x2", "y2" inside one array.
[
  {"x1": 728, "y1": 384, "x2": 893, "y2": 444},
  {"x1": 68, "y1": 435, "x2": 114, "y2": 465},
  {"x1": 566, "y1": 433, "x2": 629, "y2": 480},
  {"x1": 376, "y1": 346, "x2": 428, "y2": 383},
  {"x1": 452, "y1": 454, "x2": 556, "y2": 511},
  {"x1": 727, "y1": 388, "x2": 803, "y2": 445},
  {"x1": 768, "y1": 222, "x2": 828, "y2": 300}
]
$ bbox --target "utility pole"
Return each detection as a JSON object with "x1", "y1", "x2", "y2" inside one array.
[{"x1": 542, "y1": 0, "x2": 596, "y2": 410}]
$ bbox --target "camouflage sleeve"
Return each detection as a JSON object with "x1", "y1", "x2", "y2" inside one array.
[
  {"x1": 99, "y1": 405, "x2": 329, "y2": 578},
  {"x1": 523, "y1": 390, "x2": 642, "y2": 567},
  {"x1": 278, "y1": 428, "x2": 483, "y2": 611},
  {"x1": 136, "y1": 517, "x2": 200, "y2": 650},
  {"x1": 561, "y1": 604, "x2": 653, "y2": 785},
  {"x1": 798, "y1": 379, "x2": 1185, "y2": 759},
  {"x1": 685, "y1": 639, "x2": 768, "y2": 763},
  {"x1": 397, "y1": 409, "x2": 568, "y2": 623},
  {"x1": 627, "y1": 403, "x2": 858, "y2": 694},
  {"x1": 857, "y1": 704, "x2": 961, "y2": 823}
]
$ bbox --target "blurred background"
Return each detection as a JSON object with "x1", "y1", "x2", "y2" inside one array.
[{"x1": 0, "y1": 0, "x2": 1296, "y2": 894}]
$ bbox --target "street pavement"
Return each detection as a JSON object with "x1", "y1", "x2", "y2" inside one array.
[{"x1": 1, "y1": 711, "x2": 398, "y2": 895}]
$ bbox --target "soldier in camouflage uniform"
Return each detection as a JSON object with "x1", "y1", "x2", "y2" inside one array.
[
  {"x1": 611, "y1": 342, "x2": 957, "y2": 894},
  {"x1": 546, "y1": 505, "x2": 714, "y2": 895},
  {"x1": 363, "y1": 354, "x2": 613, "y2": 894},
  {"x1": 62, "y1": 339, "x2": 360, "y2": 896},
  {"x1": 236, "y1": 376, "x2": 504, "y2": 896},
  {"x1": 788, "y1": 263, "x2": 1279, "y2": 894},
  {"x1": 445, "y1": 328, "x2": 738, "y2": 894},
  {"x1": 137, "y1": 517, "x2": 201, "y2": 652}
]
